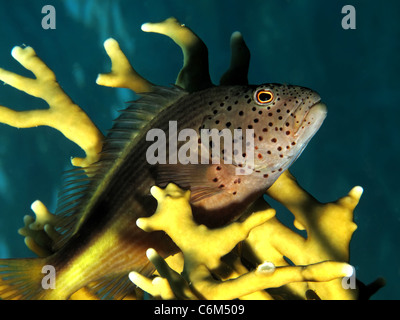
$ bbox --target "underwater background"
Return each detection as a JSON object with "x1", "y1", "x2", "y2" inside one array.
[{"x1": 0, "y1": 0, "x2": 398, "y2": 299}]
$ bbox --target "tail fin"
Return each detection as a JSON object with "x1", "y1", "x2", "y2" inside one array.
[{"x1": 0, "y1": 258, "x2": 50, "y2": 300}]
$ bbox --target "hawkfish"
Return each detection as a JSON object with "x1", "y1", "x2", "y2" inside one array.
[{"x1": 0, "y1": 84, "x2": 326, "y2": 299}]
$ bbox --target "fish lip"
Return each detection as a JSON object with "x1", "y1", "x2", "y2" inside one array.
[
  {"x1": 294, "y1": 101, "x2": 327, "y2": 140},
  {"x1": 293, "y1": 98, "x2": 324, "y2": 135}
]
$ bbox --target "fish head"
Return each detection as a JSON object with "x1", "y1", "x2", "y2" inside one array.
[
  {"x1": 245, "y1": 83, "x2": 327, "y2": 174},
  {"x1": 201, "y1": 84, "x2": 327, "y2": 178}
]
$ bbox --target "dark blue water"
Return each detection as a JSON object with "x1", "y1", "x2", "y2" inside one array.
[{"x1": 0, "y1": 0, "x2": 398, "y2": 299}]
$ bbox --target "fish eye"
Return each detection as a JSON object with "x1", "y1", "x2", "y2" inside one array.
[{"x1": 255, "y1": 90, "x2": 274, "y2": 105}]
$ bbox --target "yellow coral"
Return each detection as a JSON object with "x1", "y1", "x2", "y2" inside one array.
[
  {"x1": 98, "y1": 17, "x2": 217, "y2": 93},
  {"x1": 17, "y1": 200, "x2": 58, "y2": 257},
  {"x1": 130, "y1": 183, "x2": 354, "y2": 300},
  {"x1": 96, "y1": 38, "x2": 154, "y2": 93},
  {"x1": 0, "y1": 46, "x2": 103, "y2": 168},
  {"x1": 245, "y1": 170, "x2": 362, "y2": 299},
  {"x1": 141, "y1": 17, "x2": 213, "y2": 92}
]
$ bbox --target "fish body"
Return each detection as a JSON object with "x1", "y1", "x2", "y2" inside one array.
[{"x1": 0, "y1": 84, "x2": 326, "y2": 299}]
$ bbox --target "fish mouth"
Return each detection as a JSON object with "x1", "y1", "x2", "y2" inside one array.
[
  {"x1": 292, "y1": 98, "x2": 327, "y2": 135},
  {"x1": 292, "y1": 101, "x2": 327, "y2": 156},
  {"x1": 254, "y1": 100, "x2": 327, "y2": 174},
  {"x1": 273, "y1": 101, "x2": 326, "y2": 173}
]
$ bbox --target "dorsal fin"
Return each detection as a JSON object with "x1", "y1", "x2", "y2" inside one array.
[
  {"x1": 104, "y1": 85, "x2": 187, "y2": 148},
  {"x1": 51, "y1": 85, "x2": 188, "y2": 250}
]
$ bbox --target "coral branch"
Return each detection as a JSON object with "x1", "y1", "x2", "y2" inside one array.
[
  {"x1": 265, "y1": 170, "x2": 359, "y2": 262},
  {"x1": 0, "y1": 46, "x2": 104, "y2": 168},
  {"x1": 96, "y1": 38, "x2": 154, "y2": 93},
  {"x1": 192, "y1": 260, "x2": 352, "y2": 300},
  {"x1": 142, "y1": 17, "x2": 213, "y2": 92},
  {"x1": 220, "y1": 31, "x2": 250, "y2": 86},
  {"x1": 240, "y1": 170, "x2": 362, "y2": 299},
  {"x1": 137, "y1": 184, "x2": 275, "y2": 270},
  {"x1": 17, "y1": 200, "x2": 60, "y2": 257},
  {"x1": 129, "y1": 249, "x2": 196, "y2": 300},
  {"x1": 132, "y1": 183, "x2": 355, "y2": 300}
]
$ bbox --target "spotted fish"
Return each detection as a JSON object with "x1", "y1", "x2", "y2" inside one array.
[{"x1": 0, "y1": 84, "x2": 326, "y2": 299}]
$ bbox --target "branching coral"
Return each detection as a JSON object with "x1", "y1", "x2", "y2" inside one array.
[
  {"x1": 129, "y1": 183, "x2": 354, "y2": 300},
  {"x1": 0, "y1": 46, "x2": 104, "y2": 168},
  {"x1": 18, "y1": 200, "x2": 59, "y2": 258},
  {"x1": 96, "y1": 38, "x2": 154, "y2": 93},
  {"x1": 0, "y1": 17, "x2": 383, "y2": 299}
]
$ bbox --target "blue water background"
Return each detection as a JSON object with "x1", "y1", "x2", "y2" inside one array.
[{"x1": 0, "y1": 0, "x2": 398, "y2": 299}]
